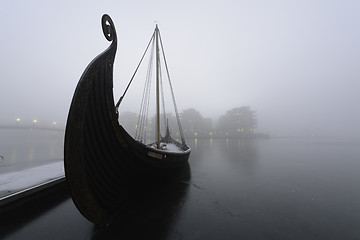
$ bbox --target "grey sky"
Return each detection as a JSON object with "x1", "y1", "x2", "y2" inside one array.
[{"x1": 1, "y1": 0, "x2": 359, "y2": 137}]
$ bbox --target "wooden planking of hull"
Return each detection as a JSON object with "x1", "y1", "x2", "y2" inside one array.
[{"x1": 64, "y1": 15, "x2": 190, "y2": 224}]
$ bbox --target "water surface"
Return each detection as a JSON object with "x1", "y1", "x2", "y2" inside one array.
[
  {"x1": 172, "y1": 137, "x2": 360, "y2": 239},
  {"x1": 0, "y1": 128, "x2": 63, "y2": 174},
  {"x1": 1, "y1": 129, "x2": 359, "y2": 239}
]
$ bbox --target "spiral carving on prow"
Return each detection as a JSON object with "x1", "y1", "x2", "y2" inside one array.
[{"x1": 101, "y1": 14, "x2": 117, "y2": 42}]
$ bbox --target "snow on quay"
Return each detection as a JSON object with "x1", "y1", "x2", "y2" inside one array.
[{"x1": 0, "y1": 161, "x2": 64, "y2": 197}]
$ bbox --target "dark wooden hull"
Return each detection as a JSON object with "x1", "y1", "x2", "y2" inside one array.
[{"x1": 64, "y1": 15, "x2": 190, "y2": 224}]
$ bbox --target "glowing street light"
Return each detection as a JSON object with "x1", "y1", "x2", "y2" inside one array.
[{"x1": 16, "y1": 118, "x2": 21, "y2": 126}]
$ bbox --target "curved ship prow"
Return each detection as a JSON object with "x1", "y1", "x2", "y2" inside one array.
[{"x1": 64, "y1": 14, "x2": 190, "y2": 224}]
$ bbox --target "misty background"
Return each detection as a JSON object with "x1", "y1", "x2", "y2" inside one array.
[{"x1": 1, "y1": 0, "x2": 359, "y2": 137}]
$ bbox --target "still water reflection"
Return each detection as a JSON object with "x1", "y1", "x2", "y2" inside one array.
[
  {"x1": 1, "y1": 130, "x2": 359, "y2": 239},
  {"x1": 0, "y1": 128, "x2": 64, "y2": 196},
  {"x1": 90, "y1": 137, "x2": 360, "y2": 239},
  {"x1": 91, "y1": 163, "x2": 191, "y2": 239},
  {"x1": 170, "y1": 137, "x2": 360, "y2": 240},
  {"x1": 0, "y1": 128, "x2": 64, "y2": 174}
]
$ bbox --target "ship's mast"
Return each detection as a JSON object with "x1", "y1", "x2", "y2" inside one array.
[{"x1": 155, "y1": 25, "x2": 160, "y2": 149}]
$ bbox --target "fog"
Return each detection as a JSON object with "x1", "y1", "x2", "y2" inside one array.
[{"x1": 1, "y1": 0, "x2": 359, "y2": 137}]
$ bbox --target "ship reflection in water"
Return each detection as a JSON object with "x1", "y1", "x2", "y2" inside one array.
[
  {"x1": 91, "y1": 163, "x2": 191, "y2": 239},
  {"x1": 1, "y1": 135, "x2": 360, "y2": 239},
  {"x1": 91, "y1": 137, "x2": 360, "y2": 239}
]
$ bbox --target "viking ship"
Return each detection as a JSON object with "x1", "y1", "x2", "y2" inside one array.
[{"x1": 64, "y1": 14, "x2": 191, "y2": 224}]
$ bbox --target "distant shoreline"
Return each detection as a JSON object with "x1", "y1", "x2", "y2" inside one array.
[
  {"x1": 1, "y1": 127, "x2": 342, "y2": 140},
  {"x1": 0, "y1": 125, "x2": 64, "y2": 132}
]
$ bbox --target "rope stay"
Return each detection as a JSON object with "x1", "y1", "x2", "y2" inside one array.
[
  {"x1": 115, "y1": 32, "x2": 155, "y2": 113},
  {"x1": 118, "y1": 25, "x2": 187, "y2": 147},
  {"x1": 135, "y1": 38, "x2": 155, "y2": 142},
  {"x1": 159, "y1": 60, "x2": 168, "y2": 134},
  {"x1": 158, "y1": 30, "x2": 186, "y2": 146}
]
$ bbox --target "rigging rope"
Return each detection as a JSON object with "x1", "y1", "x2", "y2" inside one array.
[
  {"x1": 117, "y1": 25, "x2": 187, "y2": 147},
  {"x1": 135, "y1": 39, "x2": 155, "y2": 142},
  {"x1": 158, "y1": 30, "x2": 186, "y2": 146},
  {"x1": 159, "y1": 61, "x2": 167, "y2": 133},
  {"x1": 115, "y1": 32, "x2": 155, "y2": 113}
]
